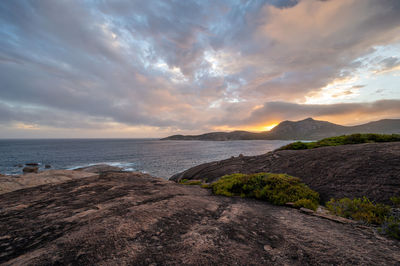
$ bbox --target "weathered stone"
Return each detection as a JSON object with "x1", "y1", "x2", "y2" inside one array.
[
  {"x1": 0, "y1": 172, "x2": 399, "y2": 265},
  {"x1": 22, "y1": 166, "x2": 38, "y2": 173},
  {"x1": 74, "y1": 164, "x2": 123, "y2": 173},
  {"x1": 300, "y1": 207, "x2": 314, "y2": 214},
  {"x1": 0, "y1": 170, "x2": 97, "y2": 195}
]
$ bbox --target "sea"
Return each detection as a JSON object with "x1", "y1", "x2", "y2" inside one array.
[{"x1": 0, "y1": 139, "x2": 292, "y2": 178}]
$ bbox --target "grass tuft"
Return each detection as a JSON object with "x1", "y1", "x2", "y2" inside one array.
[
  {"x1": 326, "y1": 196, "x2": 400, "y2": 240},
  {"x1": 179, "y1": 179, "x2": 202, "y2": 186},
  {"x1": 326, "y1": 197, "x2": 390, "y2": 225}
]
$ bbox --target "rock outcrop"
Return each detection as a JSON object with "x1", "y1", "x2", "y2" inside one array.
[
  {"x1": 0, "y1": 164, "x2": 128, "y2": 195},
  {"x1": 0, "y1": 170, "x2": 97, "y2": 195},
  {"x1": 1, "y1": 172, "x2": 399, "y2": 265},
  {"x1": 22, "y1": 166, "x2": 38, "y2": 173},
  {"x1": 74, "y1": 164, "x2": 123, "y2": 173},
  {"x1": 171, "y1": 142, "x2": 400, "y2": 204}
]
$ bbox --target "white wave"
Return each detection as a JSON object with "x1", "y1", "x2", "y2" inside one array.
[{"x1": 67, "y1": 162, "x2": 136, "y2": 171}]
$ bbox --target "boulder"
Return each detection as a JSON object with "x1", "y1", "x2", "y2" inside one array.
[{"x1": 23, "y1": 166, "x2": 38, "y2": 173}]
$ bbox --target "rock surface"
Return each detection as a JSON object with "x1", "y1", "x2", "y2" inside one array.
[
  {"x1": 0, "y1": 172, "x2": 399, "y2": 265},
  {"x1": 22, "y1": 166, "x2": 38, "y2": 173},
  {"x1": 171, "y1": 142, "x2": 400, "y2": 204},
  {"x1": 0, "y1": 170, "x2": 97, "y2": 195},
  {"x1": 74, "y1": 164, "x2": 123, "y2": 173}
]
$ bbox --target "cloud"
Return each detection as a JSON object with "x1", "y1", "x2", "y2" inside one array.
[
  {"x1": 374, "y1": 56, "x2": 400, "y2": 74},
  {"x1": 0, "y1": 0, "x2": 399, "y2": 137},
  {"x1": 240, "y1": 0, "x2": 400, "y2": 100}
]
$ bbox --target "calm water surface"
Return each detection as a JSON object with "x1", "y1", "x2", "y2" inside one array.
[{"x1": 0, "y1": 139, "x2": 292, "y2": 178}]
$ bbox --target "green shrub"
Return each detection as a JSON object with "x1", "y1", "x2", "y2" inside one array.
[
  {"x1": 390, "y1": 196, "x2": 400, "y2": 207},
  {"x1": 380, "y1": 215, "x2": 400, "y2": 240},
  {"x1": 179, "y1": 179, "x2": 202, "y2": 186},
  {"x1": 278, "y1": 133, "x2": 400, "y2": 150},
  {"x1": 326, "y1": 195, "x2": 400, "y2": 239},
  {"x1": 210, "y1": 173, "x2": 319, "y2": 207},
  {"x1": 201, "y1": 184, "x2": 212, "y2": 189},
  {"x1": 282, "y1": 141, "x2": 309, "y2": 150},
  {"x1": 326, "y1": 197, "x2": 391, "y2": 225},
  {"x1": 294, "y1": 198, "x2": 318, "y2": 211}
]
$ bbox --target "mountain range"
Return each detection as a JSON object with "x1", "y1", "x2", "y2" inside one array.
[{"x1": 161, "y1": 118, "x2": 400, "y2": 140}]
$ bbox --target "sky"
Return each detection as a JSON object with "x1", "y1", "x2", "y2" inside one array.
[{"x1": 0, "y1": 0, "x2": 399, "y2": 138}]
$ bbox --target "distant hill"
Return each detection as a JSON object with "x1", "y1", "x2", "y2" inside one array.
[
  {"x1": 161, "y1": 130, "x2": 264, "y2": 141},
  {"x1": 161, "y1": 118, "x2": 400, "y2": 140}
]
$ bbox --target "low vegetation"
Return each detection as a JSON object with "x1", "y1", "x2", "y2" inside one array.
[
  {"x1": 182, "y1": 170, "x2": 400, "y2": 239},
  {"x1": 326, "y1": 196, "x2": 400, "y2": 240},
  {"x1": 326, "y1": 197, "x2": 390, "y2": 225},
  {"x1": 278, "y1": 133, "x2": 400, "y2": 150},
  {"x1": 381, "y1": 215, "x2": 400, "y2": 240},
  {"x1": 390, "y1": 196, "x2": 400, "y2": 207},
  {"x1": 293, "y1": 198, "x2": 319, "y2": 211},
  {"x1": 207, "y1": 173, "x2": 400, "y2": 239},
  {"x1": 179, "y1": 179, "x2": 202, "y2": 186},
  {"x1": 210, "y1": 173, "x2": 320, "y2": 210}
]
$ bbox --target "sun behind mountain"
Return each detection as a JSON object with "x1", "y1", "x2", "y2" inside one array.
[{"x1": 263, "y1": 123, "x2": 278, "y2": 131}]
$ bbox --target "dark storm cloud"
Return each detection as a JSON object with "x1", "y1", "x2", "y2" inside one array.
[{"x1": 0, "y1": 0, "x2": 399, "y2": 135}]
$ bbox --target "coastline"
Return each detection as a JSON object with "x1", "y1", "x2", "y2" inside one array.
[
  {"x1": 1, "y1": 141, "x2": 400, "y2": 264},
  {"x1": 0, "y1": 139, "x2": 292, "y2": 177}
]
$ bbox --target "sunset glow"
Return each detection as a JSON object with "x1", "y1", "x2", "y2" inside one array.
[{"x1": 263, "y1": 124, "x2": 278, "y2": 131}]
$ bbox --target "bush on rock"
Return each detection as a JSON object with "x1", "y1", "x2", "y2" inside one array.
[{"x1": 210, "y1": 173, "x2": 319, "y2": 210}]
